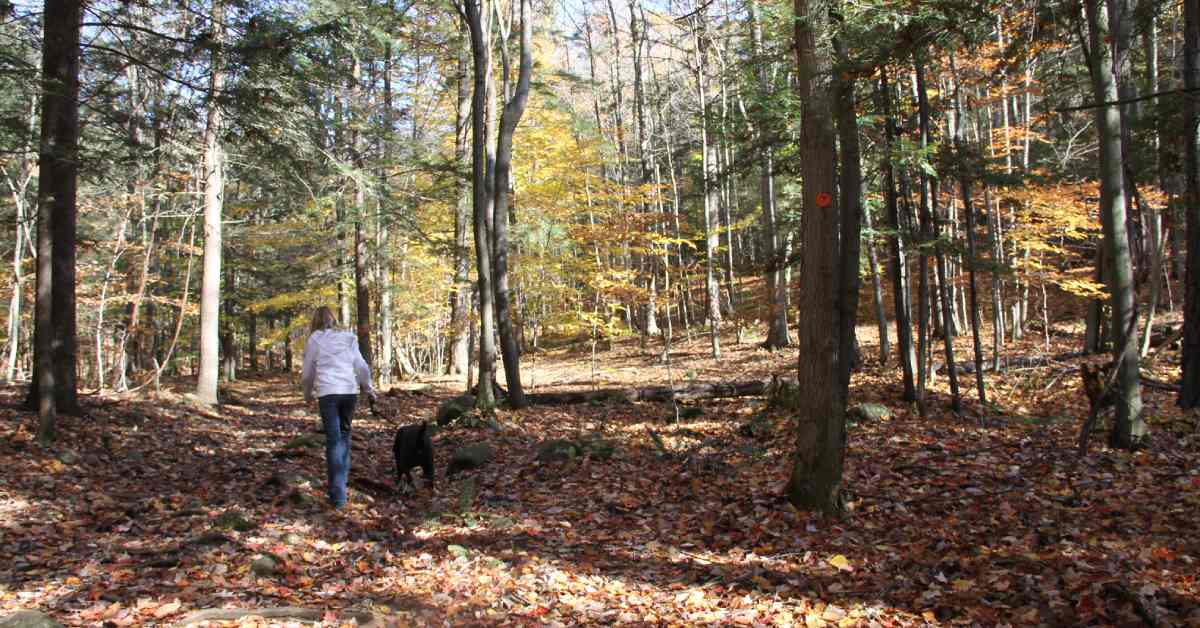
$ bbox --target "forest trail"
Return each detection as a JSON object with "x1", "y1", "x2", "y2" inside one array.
[{"x1": 1, "y1": 338, "x2": 1199, "y2": 626}]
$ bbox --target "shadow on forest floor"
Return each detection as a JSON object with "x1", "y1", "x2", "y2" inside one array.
[{"x1": 1, "y1": 331, "x2": 1198, "y2": 626}]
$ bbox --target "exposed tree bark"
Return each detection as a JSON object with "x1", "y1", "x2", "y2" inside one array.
[
  {"x1": 879, "y1": 72, "x2": 916, "y2": 401},
  {"x1": 951, "y1": 53, "x2": 988, "y2": 406},
  {"x1": 1084, "y1": 244, "x2": 1107, "y2": 353},
  {"x1": 30, "y1": 0, "x2": 84, "y2": 434},
  {"x1": 3, "y1": 96, "x2": 35, "y2": 384},
  {"x1": 786, "y1": 0, "x2": 845, "y2": 515},
  {"x1": 1141, "y1": 3, "x2": 1165, "y2": 361},
  {"x1": 1182, "y1": 0, "x2": 1200, "y2": 408},
  {"x1": 833, "y1": 34, "x2": 863, "y2": 388},
  {"x1": 220, "y1": 269, "x2": 236, "y2": 382},
  {"x1": 911, "y1": 74, "x2": 932, "y2": 416},
  {"x1": 864, "y1": 207, "x2": 889, "y2": 365},
  {"x1": 1110, "y1": 0, "x2": 1145, "y2": 274},
  {"x1": 351, "y1": 54, "x2": 372, "y2": 369},
  {"x1": 248, "y1": 314, "x2": 258, "y2": 371},
  {"x1": 195, "y1": 0, "x2": 225, "y2": 406},
  {"x1": 986, "y1": 186, "x2": 1007, "y2": 367},
  {"x1": 748, "y1": 0, "x2": 790, "y2": 350},
  {"x1": 1084, "y1": 0, "x2": 1146, "y2": 448},
  {"x1": 915, "y1": 51, "x2": 961, "y2": 413},
  {"x1": 47, "y1": 2, "x2": 82, "y2": 417},
  {"x1": 492, "y1": 0, "x2": 532, "y2": 408},
  {"x1": 691, "y1": 14, "x2": 722, "y2": 360},
  {"x1": 448, "y1": 34, "x2": 473, "y2": 377},
  {"x1": 628, "y1": 0, "x2": 659, "y2": 339},
  {"x1": 378, "y1": 40, "x2": 395, "y2": 386},
  {"x1": 461, "y1": 0, "x2": 498, "y2": 410}
]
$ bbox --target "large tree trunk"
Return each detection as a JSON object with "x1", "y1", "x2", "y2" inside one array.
[
  {"x1": 786, "y1": 0, "x2": 845, "y2": 515},
  {"x1": 1182, "y1": 0, "x2": 1200, "y2": 408},
  {"x1": 492, "y1": 0, "x2": 532, "y2": 409},
  {"x1": 1085, "y1": 0, "x2": 1146, "y2": 448},
  {"x1": 448, "y1": 35, "x2": 473, "y2": 377},
  {"x1": 196, "y1": 0, "x2": 225, "y2": 407},
  {"x1": 462, "y1": 0, "x2": 498, "y2": 410},
  {"x1": 32, "y1": 0, "x2": 84, "y2": 437},
  {"x1": 878, "y1": 73, "x2": 916, "y2": 401}
]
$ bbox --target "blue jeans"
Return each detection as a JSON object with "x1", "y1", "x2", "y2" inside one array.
[{"x1": 318, "y1": 394, "x2": 356, "y2": 507}]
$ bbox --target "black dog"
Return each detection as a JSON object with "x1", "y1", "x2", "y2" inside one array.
[{"x1": 393, "y1": 422, "x2": 434, "y2": 493}]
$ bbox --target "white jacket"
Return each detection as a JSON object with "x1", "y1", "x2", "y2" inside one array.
[{"x1": 300, "y1": 329, "x2": 376, "y2": 400}]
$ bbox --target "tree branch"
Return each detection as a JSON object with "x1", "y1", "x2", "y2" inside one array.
[{"x1": 1055, "y1": 86, "x2": 1200, "y2": 112}]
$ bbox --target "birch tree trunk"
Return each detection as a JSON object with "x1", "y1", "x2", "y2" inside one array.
[
  {"x1": 3, "y1": 97, "x2": 35, "y2": 384},
  {"x1": 628, "y1": 0, "x2": 659, "y2": 338},
  {"x1": 448, "y1": 34, "x2": 473, "y2": 376},
  {"x1": 691, "y1": 15, "x2": 721, "y2": 360},
  {"x1": 196, "y1": 0, "x2": 225, "y2": 406}
]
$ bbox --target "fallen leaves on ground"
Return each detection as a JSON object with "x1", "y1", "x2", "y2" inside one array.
[{"x1": 0, "y1": 327, "x2": 1197, "y2": 626}]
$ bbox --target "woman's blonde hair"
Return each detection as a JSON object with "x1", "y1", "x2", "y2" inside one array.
[{"x1": 310, "y1": 306, "x2": 337, "y2": 333}]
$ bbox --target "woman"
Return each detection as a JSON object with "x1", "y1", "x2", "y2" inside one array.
[{"x1": 300, "y1": 306, "x2": 377, "y2": 509}]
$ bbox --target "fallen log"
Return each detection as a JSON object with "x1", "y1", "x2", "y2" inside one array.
[
  {"x1": 524, "y1": 380, "x2": 770, "y2": 406},
  {"x1": 178, "y1": 607, "x2": 380, "y2": 627},
  {"x1": 934, "y1": 351, "x2": 1086, "y2": 375}
]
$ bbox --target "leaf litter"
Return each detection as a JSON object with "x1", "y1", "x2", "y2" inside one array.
[{"x1": 0, "y1": 329, "x2": 1197, "y2": 626}]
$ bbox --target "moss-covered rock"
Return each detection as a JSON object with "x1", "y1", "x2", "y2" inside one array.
[
  {"x1": 448, "y1": 443, "x2": 494, "y2": 476},
  {"x1": 250, "y1": 554, "x2": 280, "y2": 577},
  {"x1": 579, "y1": 437, "x2": 616, "y2": 461},
  {"x1": 215, "y1": 510, "x2": 257, "y2": 532},
  {"x1": 0, "y1": 611, "x2": 63, "y2": 628},
  {"x1": 436, "y1": 394, "x2": 477, "y2": 426},
  {"x1": 848, "y1": 403, "x2": 891, "y2": 423},
  {"x1": 536, "y1": 439, "x2": 580, "y2": 462},
  {"x1": 283, "y1": 433, "x2": 324, "y2": 450},
  {"x1": 738, "y1": 414, "x2": 772, "y2": 439}
]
